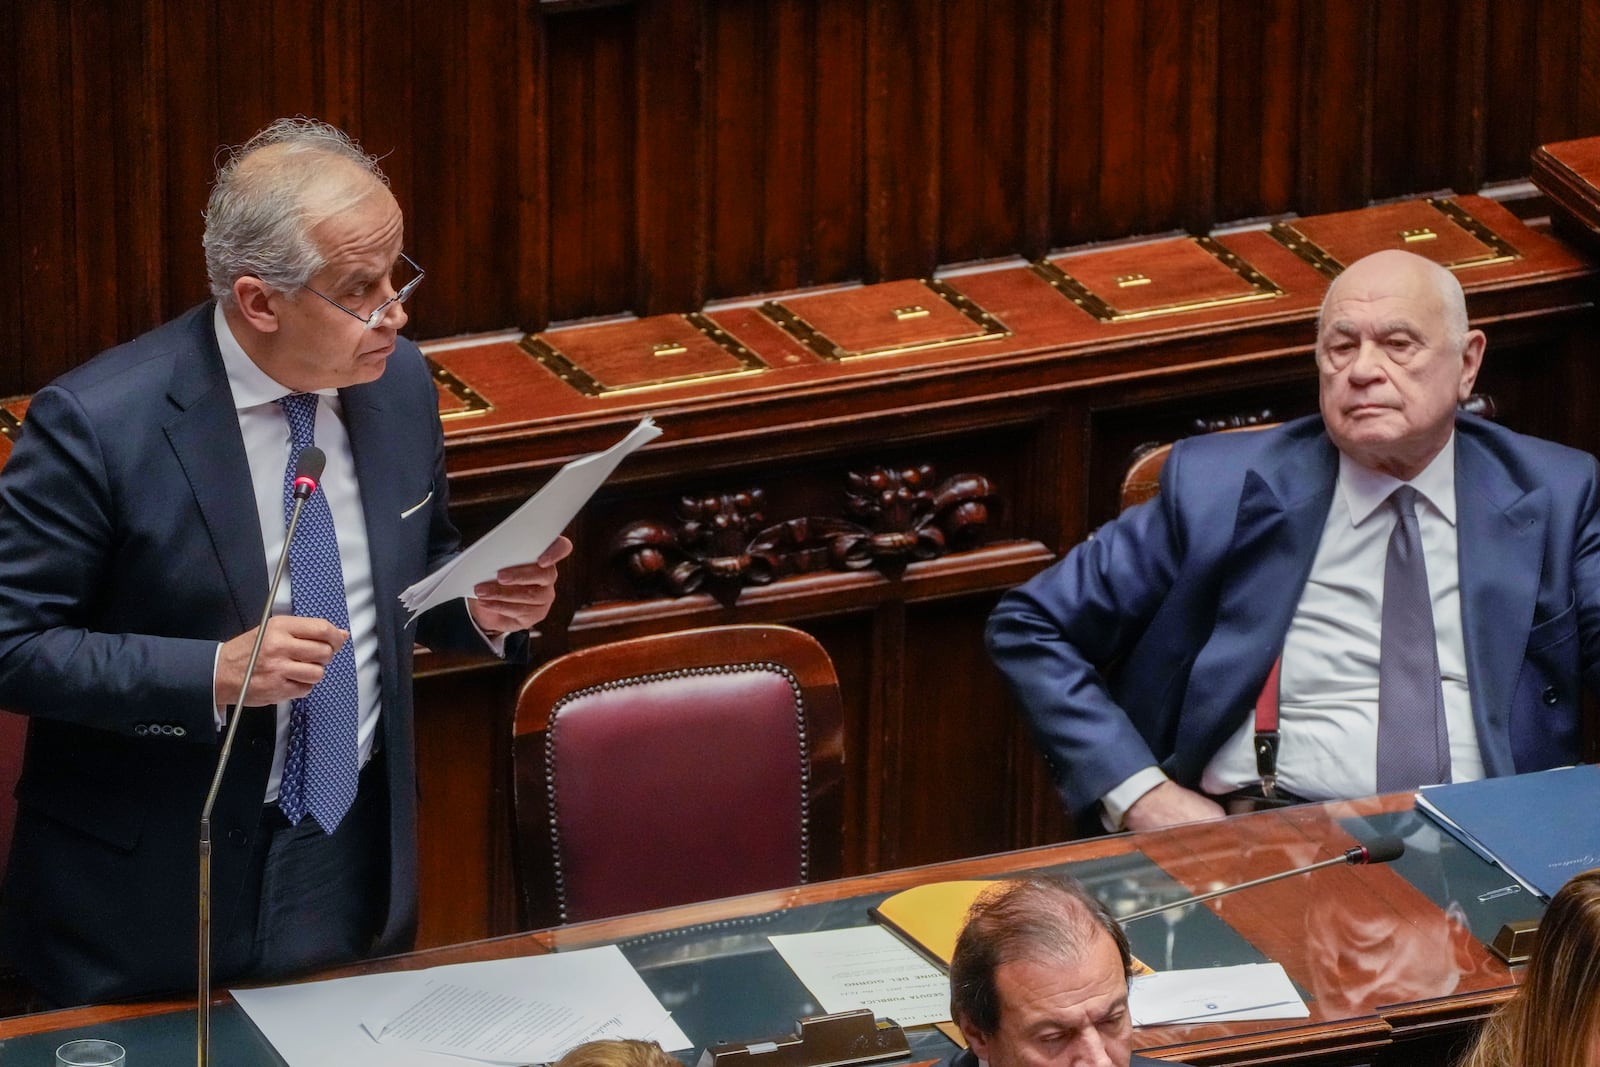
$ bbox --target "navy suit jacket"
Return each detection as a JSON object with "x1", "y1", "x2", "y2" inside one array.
[
  {"x1": 0, "y1": 303, "x2": 498, "y2": 1004},
  {"x1": 987, "y1": 413, "x2": 1600, "y2": 818}
]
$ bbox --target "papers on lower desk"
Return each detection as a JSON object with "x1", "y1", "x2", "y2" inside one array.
[
  {"x1": 400, "y1": 416, "x2": 662, "y2": 622},
  {"x1": 768, "y1": 925, "x2": 952, "y2": 1026},
  {"x1": 232, "y1": 945, "x2": 690, "y2": 1067},
  {"x1": 1128, "y1": 963, "x2": 1308, "y2": 1026}
]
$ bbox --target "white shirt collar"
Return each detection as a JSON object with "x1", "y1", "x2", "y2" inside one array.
[
  {"x1": 212, "y1": 302, "x2": 338, "y2": 408},
  {"x1": 1337, "y1": 432, "x2": 1457, "y2": 528}
]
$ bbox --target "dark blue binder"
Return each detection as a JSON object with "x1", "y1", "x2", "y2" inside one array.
[{"x1": 1415, "y1": 764, "x2": 1600, "y2": 900}]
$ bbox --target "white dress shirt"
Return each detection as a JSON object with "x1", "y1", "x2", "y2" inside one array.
[
  {"x1": 213, "y1": 305, "x2": 383, "y2": 802},
  {"x1": 1103, "y1": 434, "x2": 1484, "y2": 826}
]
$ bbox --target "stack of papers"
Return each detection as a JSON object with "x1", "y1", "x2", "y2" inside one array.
[
  {"x1": 768, "y1": 926, "x2": 951, "y2": 1026},
  {"x1": 233, "y1": 945, "x2": 689, "y2": 1066},
  {"x1": 400, "y1": 417, "x2": 661, "y2": 622},
  {"x1": 1128, "y1": 963, "x2": 1308, "y2": 1026}
]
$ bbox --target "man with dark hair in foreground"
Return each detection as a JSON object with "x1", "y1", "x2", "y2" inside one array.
[{"x1": 948, "y1": 875, "x2": 1178, "y2": 1067}]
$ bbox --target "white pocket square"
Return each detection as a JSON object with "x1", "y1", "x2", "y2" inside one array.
[{"x1": 399, "y1": 490, "x2": 434, "y2": 519}]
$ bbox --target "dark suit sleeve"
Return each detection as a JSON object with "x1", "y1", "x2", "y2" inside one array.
[
  {"x1": 0, "y1": 386, "x2": 219, "y2": 739},
  {"x1": 986, "y1": 443, "x2": 1194, "y2": 816}
]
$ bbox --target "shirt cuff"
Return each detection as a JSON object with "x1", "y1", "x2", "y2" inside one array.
[
  {"x1": 1100, "y1": 766, "x2": 1170, "y2": 832},
  {"x1": 465, "y1": 599, "x2": 512, "y2": 657},
  {"x1": 212, "y1": 643, "x2": 227, "y2": 731}
]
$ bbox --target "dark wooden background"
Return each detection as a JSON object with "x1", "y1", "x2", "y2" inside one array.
[{"x1": 3, "y1": 0, "x2": 1599, "y2": 396}]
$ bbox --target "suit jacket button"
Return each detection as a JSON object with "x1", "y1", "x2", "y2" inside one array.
[
  {"x1": 227, "y1": 829, "x2": 248, "y2": 847},
  {"x1": 1542, "y1": 685, "x2": 1560, "y2": 705},
  {"x1": 133, "y1": 724, "x2": 148, "y2": 736},
  {"x1": 173, "y1": 725, "x2": 187, "y2": 737}
]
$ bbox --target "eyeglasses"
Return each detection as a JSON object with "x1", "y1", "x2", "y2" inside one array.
[{"x1": 303, "y1": 252, "x2": 425, "y2": 330}]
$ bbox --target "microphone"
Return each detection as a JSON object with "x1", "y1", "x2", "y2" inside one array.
[
  {"x1": 1120, "y1": 836, "x2": 1406, "y2": 923},
  {"x1": 291, "y1": 446, "x2": 325, "y2": 501},
  {"x1": 197, "y1": 445, "x2": 325, "y2": 1067}
]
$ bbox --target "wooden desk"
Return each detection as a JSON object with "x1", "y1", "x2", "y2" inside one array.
[{"x1": 0, "y1": 794, "x2": 1536, "y2": 1066}]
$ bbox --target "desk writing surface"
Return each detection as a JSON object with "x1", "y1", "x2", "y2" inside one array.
[{"x1": 0, "y1": 795, "x2": 1532, "y2": 1066}]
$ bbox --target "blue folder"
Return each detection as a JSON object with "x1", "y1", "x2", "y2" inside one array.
[{"x1": 1415, "y1": 764, "x2": 1600, "y2": 900}]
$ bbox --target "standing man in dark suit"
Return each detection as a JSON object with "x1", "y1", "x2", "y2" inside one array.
[
  {"x1": 0, "y1": 118, "x2": 570, "y2": 1007},
  {"x1": 988, "y1": 249, "x2": 1600, "y2": 833},
  {"x1": 948, "y1": 875, "x2": 1179, "y2": 1067}
]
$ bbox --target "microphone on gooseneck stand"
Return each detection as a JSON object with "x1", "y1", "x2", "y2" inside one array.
[
  {"x1": 197, "y1": 445, "x2": 326, "y2": 1067},
  {"x1": 1120, "y1": 837, "x2": 1406, "y2": 924}
]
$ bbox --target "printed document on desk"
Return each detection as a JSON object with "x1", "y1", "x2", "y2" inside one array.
[
  {"x1": 232, "y1": 944, "x2": 691, "y2": 1066},
  {"x1": 400, "y1": 416, "x2": 661, "y2": 622},
  {"x1": 769, "y1": 925, "x2": 952, "y2": 1026}
]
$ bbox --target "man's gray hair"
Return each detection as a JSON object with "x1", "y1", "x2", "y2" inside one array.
[
  {"x1": 203, "y1": 117, "x2": 389, "y2": 304},
  {"x1": 949, "y1": 874, "x2": 1132, "y2": 1037}
]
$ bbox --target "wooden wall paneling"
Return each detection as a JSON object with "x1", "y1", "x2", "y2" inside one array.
[
  {"x1": 215, "y1": 2, "x2": 278, "y2": 161},
  {"x1": 270, "y1": 0, "x2": 320, "y2": 121},
  {"x1": 706, "y1": 3, "x2": 769, "y2": 299},
  {"x1": 1018, "y1": 0, "x2": 1058, "y2": 258},
  {"x1": 1214, "y1": 0, "x2": 1302, "y2": 221},
  {"x1": 1175, "y1": 0, "x2": 1220, "y2": 234},
  {"x1": 1295, "y1": 0, "x2": 1375, "y2": 214},
  {"x1": 810, "y1": 0, "x2": 867, "y2": 287},
  {"x1": 108, "y1": 2, "x2": 167, "y2": 347},
  {"x1": 892, "y1": 595, "x2": 1020, "y2": 869},
  {"x1": 632, "y1": 0, "x2": 706, "y2": 316},
  {"x1": 16, "y1": 0, "x2": 75, "y2": 390},
  {"x1": 316, "y1": 0, "x2": 361, "y2": 130},
  {"x1": 544, "y1": 7, "x2": 637, "y2": 322},
  {"x1": 1584, "y1": 0, "x2": 1600, "y2": 138},
  {"x1": 161, "y1": 0, "x2": 218, "y2": 320},
  {"x1": 1482, "y1": 1, "x2": 1540, "y2": 184},
  {"x1": 0, "y1": 0, "x2": 22, "y2": 395},
  {"x1": 68, "y1": 2, "x2": 138, "y2": 361},
  {"x1": 938, "y1": 0, "x2": 1030, "y2": 264},
  {"x1": 1369, "y1": 0, "x2": 1487, "y2": 200},
  {"x1": 356, "y1": 0, "x2": 415, "y2": 307},
  {"x1": 865, "y1": 0, "x2": 942, "y2": 281},
  {"x1": 762, "y1": 0, "x2": 818, "y2": 294},
  {"x1": 799, "y1": 615, "x2": 874, "y2": 877},
  {"x1": 1050, "y1": 0, "x2": 1106, "y2": 244},
  {"x1": 463, "y1": 0, "x2": 528, "y2": 336},
  {"x1": 1533, "y1": 0, "x2": 1589, "y2": 151},
  {"x1": 1095, "y1": 1, "x2": 1148, "y2": 236},
  {"x1": 409, "y1": 1, "x2": 472, "y2": 338},
  {"x1": 868, "y1": 600, "x2": 906, "y2": 873},
  {"x1": 515, "y1": 1, "x2": 551, "y2": 330}
]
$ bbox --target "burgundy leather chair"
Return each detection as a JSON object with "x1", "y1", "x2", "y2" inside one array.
[{"x1": 511, "y1": 624, "x2": 845, "y2": 928}]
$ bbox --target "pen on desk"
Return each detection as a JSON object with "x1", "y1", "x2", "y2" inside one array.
[{"x1": 1478, "y1": 885, "x2": 1522, "y2": 902}]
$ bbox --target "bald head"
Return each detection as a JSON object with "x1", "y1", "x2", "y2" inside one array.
[
  {"x1": 1314, "y1": 249, "x2": 1485, "y2": 480},
  {"x1": 203, "y1": 118, "x2": 392, "y2": 304}
]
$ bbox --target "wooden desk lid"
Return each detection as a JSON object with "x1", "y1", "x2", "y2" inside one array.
[
  {"x1": 1032, "y1": 235, "x2": 1285, "y2": 322},
  {"x1": 1533, "y1": 136, "x2": 1600, "y2": 236},
  {"x1": 522, "y1": 312, "x2": 766, "y2": 396},
  {"x1": 1269, "y1": 197, "x2": 1520, "y2": 276},
  {"x1": 761, "y1": 278, "x2": 1010, "y2": 360}
]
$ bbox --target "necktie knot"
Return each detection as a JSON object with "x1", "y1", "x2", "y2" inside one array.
[
  {"x1": 1390, "y1": 484, "x2": 1420, "y2": 520},
  {"x1": 279, "y1": 393, "x2": 320, "y2": 449}
]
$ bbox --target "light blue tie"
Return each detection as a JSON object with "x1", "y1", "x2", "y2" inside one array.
[{"x1": 277, "y1": 393, "x2": 361, "y2": 831}]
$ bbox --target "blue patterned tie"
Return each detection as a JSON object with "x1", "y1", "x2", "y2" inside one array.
[
  {"x1": 277, "y1": 393, "x2": 361, "y2": 831},
  {"x1": 1376, "y1": 486, "x2": 1452, "y2": 792}
]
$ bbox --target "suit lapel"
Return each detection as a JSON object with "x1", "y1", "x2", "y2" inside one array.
[
  {"x1": 1456, "y1": 431, "x2": 1548, "y2": 776},
  {"x1": 1170, "y1": 432, "x2": 1338, "y2": 780},
  {"x1": 162, "y1": 309, "x2": 267, "y2": 633},
  {"x1": 340, "y1": 383, "x2": 404, "y2": 656}
]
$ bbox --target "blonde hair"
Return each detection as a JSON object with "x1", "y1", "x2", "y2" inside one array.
[
  {"x1": 1459, "y1": 869, "x2": 1600, "y2": 1067},
  {"x1": 554, "y1": 1039, "x2": 681, "y2": 1067}
]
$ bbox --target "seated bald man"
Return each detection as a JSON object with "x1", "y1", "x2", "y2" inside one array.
[
  {"x1": 988, "y1": 249, "x2": 1600, "y2": 832},
  {"x1": 948, "y1": 875, "x2": 1179, "y2": 1067}
]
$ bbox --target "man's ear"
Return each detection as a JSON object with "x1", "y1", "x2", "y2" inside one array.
[
  {"x1": 1456, "y1": 328, "x2": 1486, "y2": 400},
  {"x1": 955, "y1": 1013, "x2": 992, "y2": 1060},
  {"x1": 231, "y1": 276, "x2": 282, "y2": 334}
]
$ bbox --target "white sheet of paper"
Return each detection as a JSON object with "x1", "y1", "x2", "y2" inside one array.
[
  {"x1": 399, "y1": 416, "x2": 661, "y2": 622},
  {"x1": 232, "y1": 944, "x2": 691, "y2": 1067},
  {"x1": 768, "y1": 925, "x2": 951, "y2": 1027},
  {"x1": 1128, "y1": 963, "x2": 1308, "y2": 1026}
]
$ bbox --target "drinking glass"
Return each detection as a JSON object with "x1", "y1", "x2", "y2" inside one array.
[{"x1": 55, "y1": 1038, "x2": 126, "y2": 1067}]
